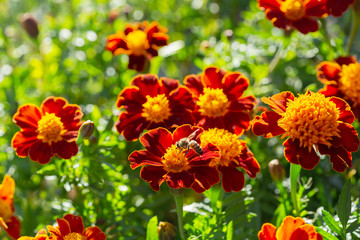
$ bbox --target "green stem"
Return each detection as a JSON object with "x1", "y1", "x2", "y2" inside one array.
[
  {"x1": 170, "y1": 188, "x2": 185, "y2": 240},
  {"x1": 347, "y1": 8, "x2": 360, "y2": 54},
  {"x1": 276, "y1": 182, "x2": 288, "y2": 215},
  {"x1": 290, "y1": 164, "x2": 301, "y2": 216}
]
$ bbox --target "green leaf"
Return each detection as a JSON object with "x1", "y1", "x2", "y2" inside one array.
[
  {"x1": 149, "y1": 56, "x2": 163, "y2": 75},
  {"x1": 322, "y1": 209, "x2": 342, "y2": 236},
  {"x1": 226, "y1": 220, "x2": 233, "y2": 240},
  {"x1": 316, "y1": 227, "x2": 340, "y2": 240},
  {"x1": 346, "y1": 218, "x2": 360, "y2": 233},
  {"x1": 146, "y1": 216, "x2": 159, "y2": 240},
  {"x1": 203, "y1": 185, "x2": 222, "y2": 212},
  {"x1": 337, "y1": 180, "x2": 351, "y2": 229}
]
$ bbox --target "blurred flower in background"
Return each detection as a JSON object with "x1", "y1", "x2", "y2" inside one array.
[
  {"x1": 326, "y1": 0, "x2": 355, "y2": 16},
  {"x1": 18, "y1": 229, "x2": 48, "y2": 240}
]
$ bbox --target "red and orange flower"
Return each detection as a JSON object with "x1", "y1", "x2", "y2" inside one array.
[
  {"x1": 199, "y1": 128, "x2": 260, "y2": 192},
  {"x1": 252, "y1": 91, "x2": 359, "y2": 172},
  {"x1": 317, "y1": 56, "x2": 360, "y2": 121},
  {"x1": 184, "y1": 66, "x2": 256, "y2": 135},
  {"x1": 128, "y1": 125, "x2": 220, "y2": 193},
  {"x1": 115, "y1": 74, "x2": 195, "y2": 141},
  {"x1": 12, "y1": 97, "x2": 83, "y2": 164},
  {"x1": 47, "y1": 214, "x2": 106, "y2": 240},
  {"x1": 0, "y1": 175, "x2": 21, "y2": 240},
  {"x1": 18, "y1": 229, "x2": 48, "y2": 240},
  {"x1": 326, "y1": 0, "x2": 355, "y2": 17},
  {"x1": 258, "y1": 216, "x2": 323, "y2": 240},
  {"x1": 257, "y1": 0, "x2": 328, "y2": 34},
  {"x1": 106, "y1": 21, "x2": 169, "y2": 71}
]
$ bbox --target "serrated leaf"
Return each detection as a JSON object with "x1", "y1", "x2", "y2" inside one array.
[
  {"x1": 316, "y1": 227, "x2": 339, "y2": 240},
  {"x1": 146, "y1": 216, "x2": 159, "y2": 240},
  {"x1": 322, "y1": 209, "x2": 342, "y2": 236},
  {"x1": 337, "y1": 180, "x2": 351, "y2": 229},
  {"x1": 226, "y1": 220, "x2": 233, "y2": 240}
]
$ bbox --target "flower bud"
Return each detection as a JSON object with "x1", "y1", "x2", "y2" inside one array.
[
  {"x1": 21, "y1": 13, "x2": 39, "y2": 38},
  {"x1": 268, "y1": 159, "x2": 285, "y2": 183},
  {"x1": 157, "y1": 221, "x2": 176, "y2": 240},
  {"x1": 79, "y1": 120, "x2": 95, "y2": 139}
]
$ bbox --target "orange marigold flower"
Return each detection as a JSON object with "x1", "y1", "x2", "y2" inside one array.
[
  {"x1": 18, "y1": 229, "x2": 49, "y2": 240},
  {"x1": 106, "y1": 21, "x2": 169, "y2": 72},
  {"x1": 326, "y1": 0, "x2": 355, "y2": 17},
  {"x1": 11, "y1": 97, "x2": 84, "y2": 164},
  {"x1": 47, "y1": 214, "x2": 106, "y2": 240},
  {"x1": 252, "y1": 91, "x2": 359, "y2": 172},
  {"x1": 128, "y1": 125, "x2": 220, "y2": 193},
  {"x1": 184, "y1": 66, "x2": 256, "y2": 135},
  {"x1": 199, "y1": 128, "x2": 260, "y2": 192},
  {"x1": 258, "y1": 216, "x2": 323, "y2": 240},
  {"x1": 0, "y1": 175, "x2": 21, "y2": 240},
  {"x1": 257, "y1": 0, "x2": 328, "y2": 34},
  {"x1": 316, "y1": 56, "x2": 360, "y2": 121},
  {"x1": 115, "y1": 74, "x2": 196, "y2": 141}
]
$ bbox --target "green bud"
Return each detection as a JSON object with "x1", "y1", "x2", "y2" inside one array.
[
  {"x1": 268, "y1": 159, "x2": 285, "y2": 183},
  {"x1": 158, "y1": 221, "x2": 176, "y2": 240},
  {"x1": 79, "y1": 120, "x2": 95, "y2": 139}
]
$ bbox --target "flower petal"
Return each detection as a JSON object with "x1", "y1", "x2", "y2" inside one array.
[
  {"x1": 11, "y1": 131, "x2": 38, "y2": 158},
  {"x1": 218, "y1": 166, "x2": 245, "y2": 192},
  {"x1": 276, "y1": 216, "x2": 305, "y2": 240},
  {"x1": 128, "y1": 150, "x2": 163, "y2": 169},
  {"x1": 202, "y1": 66, "x2": 226, "y2": 89},
  {"x1": 115, "y1": 112, "x2": 149, "y2": 141},
  {"x1": 331, "y1": 123, "x2": 359, "y2": 152},
  {"x1": 84, "y1": 226, "x2": 106, "y2": 240},
  {"x1": 132, "y1": 74, "x2": 161, "y2": 97},
  {"x1": 305, "y1": 0, "x2": 327, "y2": 17},
  {"x1": 228, "y1": 95, "x2": 257, "y2": 112},
  {"x1": 140, "y1": 127, "x2": 173, "y2": 157},
  {"x1": 318, "y1": 145, "x2": 352, "y2": 172},
  {"x1": 13, "y1": 104, "x2": 42, "y2": 131},
  {"x1": 116, "y1": 86, "x2": 147, "y2": 111},
  {"x1": 238, "y1": 147, "x2": 260, "y2": 178},
  {"x1": 184, "y1": 74, "x2": 203, "y2": 97},
  {"x1": 335, "y1": 56, "x2": 356, "y2": 66},
  {"x1": 58, "y1": 104, "x2": 83, "y2": 131},
  {"x1": 327, "y1": 0, "x2": 355, "y2": 17},
  {"x1": 283, "y1": 138, "x2": 320, "y2": 170},
  {"x1": 41, "y1": 97, "x2": 68, "y2": 116},
  {"x1": 330, "y1": 97, "x2": 355, "y2": 124},
  {"x1": 222, "y1": 72, "x2": 249, "y2": 99},
  {"x1": 318, "y1": 85, "x2": 340, "y2": 97},
  {"x1": 223, "y1": 111, "x2": 252, "y2": 134},
  {"x1": 292, "y1": 17, "x2": 319, "y2": 34},
  {"x1": 140, "y1": 166, "x2": 167, "y2": 191},
  {"x1": 189, "y1": 166, "x2": 219, "y2": 193},
  {"x1": 4, "y1": 216, "x2": 21, "y2": 240},
  {"x1": 316, "y1": 61, "x2": 341, "y2": 85},
  {"x1": 251, "y1": 111, "x2": 285, "y2": 138},
  {"x1": 52, "y1": 141, "x2": 78, "y2": 159},
  {"x1": 258, "y1": 223, "x2": 277, "y2": 240},
  {"x1": 57, "y1": 217, "x2": 71, "y2": 236},
  {"x1": 28, "y1": 141, "x2": 53, "y2": 164},
  {"x1": 63, "y1": 214, "x2": 84, "y2": 233},
  {"x1": 128, "y1": 54, "x2": 146, "y2": 72},
  {"x1": 261, "y1": 91, "x2": 295, "y2": 114},
  {"x1": 166, "y1": 171, "x2": 195, "y2": 189}
]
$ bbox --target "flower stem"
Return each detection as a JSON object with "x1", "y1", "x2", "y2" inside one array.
[
  {"x1": 170, "y1": 188, "x2": 185, "y2": 240},
  {"x1": 290, "y1": 163, "x2": 301, "y2": 216},
  {"x1": 347, "y1": 8, "x2": 360, "y2": 54}
]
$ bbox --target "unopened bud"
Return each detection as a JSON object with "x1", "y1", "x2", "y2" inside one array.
[
  {"x1": 268, "y1": 159, "x2": 285, "y2": 183},
  {"x1": 79, "y1": 120, "x2": 95, "y2": 139},
  {"x1": 21, "y1": 13, "x2": 39, "y2": 38},
  {"x1": 158, "y1": 221, "x2": 176, "y2": 240}
]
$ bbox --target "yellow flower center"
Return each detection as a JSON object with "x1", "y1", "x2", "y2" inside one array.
[
  {"x1": 200, "y1": 128, "x2": 245, "y2": 167},
  {"x1": 0, "y1": 199, "x2": 12, "y2": 223},
  {"x1": 339, "y1": 62, "x2": 360, "y2": 106},
  {"x1": 280, "y1": 0, "x2": 306, "y2": 21},
  {"x1": 126, "y1": 30, "x2": 149, "y2": 56},
  {"x1": 142, "y1": 94, "x2": 171, "y2": 123},
  {"x1": 278, "y1": 92, "x2": 341, "y2": 151},
  {"x1": 37, "y1": 113, "x2": 66, "y2": 144},
  {"x1": 197, "y1": 88, "x2": 230, "y2": 118},
  {"x1": 64, "y1": 233, "x2": 87, "y2": 240},
  {"x1": 162, "y1": 145, "x2": 191, "y2": 172}
]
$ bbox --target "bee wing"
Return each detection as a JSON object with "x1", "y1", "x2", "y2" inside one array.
[{"x1": 187, "y1": 129, "x2": 200, "y2": 140}]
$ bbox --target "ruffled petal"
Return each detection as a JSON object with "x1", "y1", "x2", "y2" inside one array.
[
  {"x1": 238, "y1": 147, "x2": 260, "y2": 178},
  {"x1": 63, "y1": 214, "x2": 84, "y2": 233},
  {"x1": 128, "y1": 54, "x2": 146, "y2": 72},
  {"x1": 283, "y1": 138, "x2": 320, "y2": 170},
  {"x1": 58, "y1": 104, "x2": 83, "y2": 131},
  {"x1": 305, "y1": 0, "x2": 327, "y2": 17},
  {"x1": 258, "y1": 223, "x2": 277, "y2": 240},
  {"x1": 276, "y1": 216, "x2": 306, "y2": 240},
  {"x1": 202, "y1": 66, "x2": 226, "y2": 89},
  {"x1": 327, "y1": 0, "x2": 355, "y2": 17},
  {"x1": 172, "y1": 125, "x2": 202, "y2": 143},
  {"x1": 291, "y1": 17, "x2": 319, "y2": 34},
  {"x1": 51, "y1": 141, "x2": 78, "y2": 159},
  {"x1": 115, "y1": 112, "x2": 149, "y2": 141},
  {"x1": 258, "y1": 0, "x2": 281, "y2": 10},
  {"x1": 251, "y1": 111, "x2": 285, "y2": 138},
  {"x1": 184, "y1": 74, "x2": 203, "y2": 97},
  {"x1": 265, "y1": 9, "x2": 289, "y2": 30},
  {"x1": 57, "y1": 217, "x2": 71, "y2": 236},
  {"x1": 228, "y1": 95, "x2": 257, "y2": 112},
  {"x1": 222, "y1": 72, "x2": 249, "y2": 99},
  {"x1": 12, "y1": 104, "x2": 42, "y2": 131},
  {"x1": 318, "y1": 85, "x2": 340, "y2": 97},
  {"x1": 128, "y1": 150, "x2": 163, "y2": 169},
  {"x1": 116, "y1": 86, "x2": 147, "y2": 111},
  {"x1": 330, "y1": 97, "x2": 355, "y2": 124},
  {"x1": 4, "y1": 216, "x2": 21, "y2": 240},
  {"x1": 166, "y1": 171, "x2": 195, "y2": 189},
  {"x1": 335, "y1": 56, "x2": 356, "y2": 66},
  {"x1": 0, "y1": 175, "x2": 15, "y2": 202},
  {"x1": 168, "y1": 86, "x2": 196, "y2": 112},
  {"x1": 84, "y1": 226, "x2": 106, "y2": 240},
  {"x1": 223, "y1": 111, "x2": 252, "y2": 134},
  {"x1": 140, "y1": 127, "x2": 173, "y2": 157},
  {"x1": 188, "y1": 143, "x2": 220, "y2": 166},
  {"x1": 140, "y1": 166, "x2": 167, "y2": 191},
  {"x1": 218, "y1": 166, "x2": 245, "y2": 192},
  {"x1": 331, "y1": 123, "x2": 359, "y2": 152},
  {"x1": 41, "y1": 97, "x2": 68, "y2": 116},
  {"x1": 131, "y1": 74, "x2": 161, "y2": 97},
  {"x1": 189, "y1": 166, "x2": 219, "y2": 193},
  {"x1": 11, "y1": 131, "x2": 38, "y2": 157},
  {"x1": 160, "y1": 77, "x2": 180, "y2": 95},
  {"x1": 28, "y1": 141, "x2": 53, "y2": 164},
  {"x1": 318, "y1": 145, "x2": 352, "y2": 172},
  {"x1": 316, "y1": 61, "x2": 341, "y2": 85},
  {"x1": 261, "y1": 91, "x2": 294, "y2": 113}
]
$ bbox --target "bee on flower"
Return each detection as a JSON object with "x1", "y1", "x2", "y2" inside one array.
[
  {"x1": 106, "y1": 21, "x2": 169, "y2": 71},
  {"x1": 252, "y1": 91, "x2": 359, "y2": 172}
]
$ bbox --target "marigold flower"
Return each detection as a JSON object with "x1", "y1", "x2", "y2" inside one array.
[
  {"x1": 115, "y1": 74, "x2": 195, "y2": 141},
  {"x1": 252, "y1": 91, "x2": 359, "y2": 172},
  {"x1": 18, "y1": 229, "x2": 48, "y2": 240},
  {"x1": 199, "y1": 128, "x2": 260, "y2": 192},
  {"x1": 184, "y1": 66, "x2": 256, "y2": 135},
  {"x1": 317, "y1": 56, "x2": 360, "y2": 121},
  {"x1": 326, "y1": 0, "x2": 355, "y2": 17},
  {"x1": 258, "y1": 216, "x2": 323, "y2": 240},
  {"x1": 0, "y1": 175, "x2": 21, "y2": 240},
  {"x1": 11, "y1": 97, "x2": 84, "y2": 164},
  {"x1": 106, "y1": 21, "x2": 169, "y2": 71},
  {"x1": 257, "y1": 0, "x2": 328, "y2": 34},
  {"x1": 47, "y1": 214, "x2": 106, "y2": 240},
  {"x1": 128, "y1": 125, "x2": 220, "y2": 193}
]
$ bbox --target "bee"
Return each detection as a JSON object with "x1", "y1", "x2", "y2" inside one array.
[{"x1": 175, "y1": 129, "x2": 203, "y2": 155}]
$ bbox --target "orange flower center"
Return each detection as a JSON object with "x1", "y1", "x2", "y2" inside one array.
[
  {"x1": 126, "y1": 30, "x2": 149, "y2": 56},
  {"x1": 280, "y1": 0, "x2": 306, "y2": 21},
  {"x1": 142, "y1": 94, "x2": 171, "y2": 123},
  {"x1": 200, "y1": 128, "x2": 244, "y2": 167},
  {"x1": 162, "y1": 145, "x2": 191, "y2": 172},
  {"x1": 37, "y1": 113, "x2": 66, "y2": 144},
  {"x1": 63, "y1": 233, "x2": 87, "y2": 240},
  {"x1": 197, "y1": 88, "x2": 230, "y2": 117},
  {"x1": 339, "y1": 62, "x2": 360, "y2": 106},
  {"x1": 0, "y1": 199, "x2": 12, "y2": 224},
  {"x1": 278, "y1": 92, "x2": 340, "y2": 151}
]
